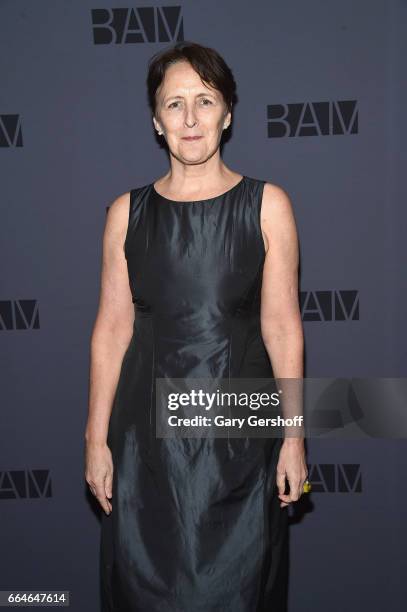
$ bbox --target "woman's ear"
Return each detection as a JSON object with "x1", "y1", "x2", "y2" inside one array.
[
  {"x1": 153, "y1": 116, "x2": 162, "y2": 135},
  {"x1": 223, "y1": 108, "x2": 232, "y2": 130}
]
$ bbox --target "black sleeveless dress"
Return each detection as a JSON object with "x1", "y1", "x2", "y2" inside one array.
[{"x1": 100, "y1": 175, "x2": 289, "y2": 611}]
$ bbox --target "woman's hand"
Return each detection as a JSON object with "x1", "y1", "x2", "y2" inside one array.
[
  {"x1": 276, "y1": 439, "x2": 308, "y2": 508},
  {"x1": 85, "y1": 441, "x2": 113, "y2": 515}
]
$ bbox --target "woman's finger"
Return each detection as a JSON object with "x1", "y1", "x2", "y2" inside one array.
[
  {"x1": 94, "y1": 482, "x2": 111, "y2": 514},
  {"x1": 105, "y1": 471, "x2": 113, "y2": 499},
  {"x1": 281, "y1": 476, "x2": 302, "y2": 502}
]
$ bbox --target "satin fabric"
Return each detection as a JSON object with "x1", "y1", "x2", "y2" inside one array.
[{"x1": 100, "y1": 176, "x2": 288, "y2": 611}]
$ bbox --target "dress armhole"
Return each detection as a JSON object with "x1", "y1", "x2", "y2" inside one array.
[
  {"x1": 123, "y1": 189, "x2": 135, "y2": 256},
  {"x1": 257, "y1": 180, "x2": 267, "y2": 258},
  {"x1": 123, "y1": 185, "x2": 149, "y2": 256}
]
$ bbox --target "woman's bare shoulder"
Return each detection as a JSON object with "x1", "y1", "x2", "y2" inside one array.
[
  {"x1": 108, "y1": 191, "x2": 131, "y2": 218},
  {"x1": 103, "y1": 191, "x2": 131, "y2": 244},
  {"x1": 260, "y1": 181, "x2": 298, "y2": 249},
  {"x1": 262, "y1": 181, "x2": 294, "y2": 215}
]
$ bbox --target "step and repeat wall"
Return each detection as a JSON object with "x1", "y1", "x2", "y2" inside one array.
[{"x1": 1, "y1": 1, "x2": 406, "y2": 611}]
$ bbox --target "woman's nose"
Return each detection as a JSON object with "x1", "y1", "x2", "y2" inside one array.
[{"x1": 184, "y1": 107, "x2": 198, "y2": 128}]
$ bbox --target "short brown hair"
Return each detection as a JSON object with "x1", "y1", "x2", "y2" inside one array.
[{"x1": 146, "y1": 41, "x2": 237, "y2": 117}]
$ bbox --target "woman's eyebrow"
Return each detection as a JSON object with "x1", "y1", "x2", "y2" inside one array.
[{"x1": 164, "y1": 92, "x2": 215, "y2": 102}]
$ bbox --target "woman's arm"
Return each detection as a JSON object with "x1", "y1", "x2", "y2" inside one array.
[
  {"x1": 259, "y1": 183, "x2": 307, "y2": 507},
  {"x1": 84, "y1": 191, "x2": 134, "y2": 513},
  {"x1": 260, "y1": 183, "x2": 303, "y2": 380}
]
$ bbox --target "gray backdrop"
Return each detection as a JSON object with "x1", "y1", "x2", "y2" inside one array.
[{"x1": 1, "y1": 1, "x2": 406, "y2": 610}]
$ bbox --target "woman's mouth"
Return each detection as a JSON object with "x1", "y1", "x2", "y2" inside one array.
[{"x1": 182, "y1": 136, "x2": 202, "y2": 141}]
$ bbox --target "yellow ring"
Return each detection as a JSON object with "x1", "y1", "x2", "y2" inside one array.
[{"x1": 302, "y1": 479, "x2": 312, "y2": 493}]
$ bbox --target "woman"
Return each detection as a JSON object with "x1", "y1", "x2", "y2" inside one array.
[{"x1": 85, "y1": 41, "x2": 308, "y2": 611}]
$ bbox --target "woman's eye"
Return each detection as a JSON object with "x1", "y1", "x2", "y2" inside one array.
[{"x1": 168, "y1": 99, "x2": 212, "y2": 109}]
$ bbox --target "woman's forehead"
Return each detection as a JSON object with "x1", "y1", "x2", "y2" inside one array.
[{"x1": 160, "y1": 63, "x2": 215, "y2": 93}]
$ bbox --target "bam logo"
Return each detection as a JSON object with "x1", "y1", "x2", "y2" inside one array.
[
  {"x1": 308, "y1": 464, "x2": 362, "y2": 492},
  {"x1": 0, "y1": 114, "x2": 23, "y2": 147},
  {"x1": 300, "y1": 290, "x2": 359, "y2": 321},
  {"x1": 267, "y1": 100, "x2": 358, "y2": 137},
  {"x1": 0, "y1": 470, "x2": 52, "y2": 499},
  {"x1": 91, "y1": 7, "x2": 184, "y2": 44},
  {"x1": 0, "y1": 300, "x2": 40, "y2": 330}
]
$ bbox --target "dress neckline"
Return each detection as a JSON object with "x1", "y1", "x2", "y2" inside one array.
[{"x1": 151, "y1": 175, "x2": 246, "y2": 204}]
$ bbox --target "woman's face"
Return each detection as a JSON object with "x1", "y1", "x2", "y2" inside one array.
[{"x1": 153, "y1": 61, "x2": 231, "y2": 165}]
